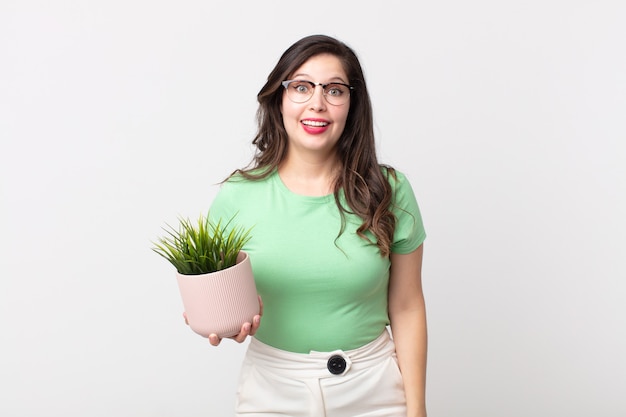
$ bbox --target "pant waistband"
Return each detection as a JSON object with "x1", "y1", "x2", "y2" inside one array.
[{"x1": 246, "y1": 330, "x2": 396, "y2": 378}]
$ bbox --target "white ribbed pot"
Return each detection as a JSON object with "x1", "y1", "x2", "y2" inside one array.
[{"x1": 176, "y1": 251, "x2": 259, "y2": 338}]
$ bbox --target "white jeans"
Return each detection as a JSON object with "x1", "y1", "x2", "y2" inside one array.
[{"x1": 235, "y1": 330, "x2": 407, "y2": 417}]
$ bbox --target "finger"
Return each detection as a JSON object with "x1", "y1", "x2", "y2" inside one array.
[
  {"x1": 249, "y1": 315, "x2": 261, "y2": 336},
  {"x1": 208, "y1": 333, "x2": 221, "y2": 346},
  {"x1": 183, "y1": 312, "x2": 189, "y2": 325},
  {"x1": 233, "y1": 323, "x2": 251, "y2": 343},
  {"x1": 258, "y1": 295, "x2": 264, "y2": 316}
]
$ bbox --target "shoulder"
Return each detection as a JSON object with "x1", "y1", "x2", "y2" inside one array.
[
  {"x1": 379, "y1": 165, "x2": 413, "y2": 195},
  {"x1": 220, "y1": 169, "x2": 274, "y2": 192},
  {"x1": 212, "y1": 170, "x2": 275, "y2": 206},
  {"x1": 209, "y1": 171, "x2": 274, "y2": 222},
  {"x1": 382, "y1": 167, "x2": 426, "y2": 252}
]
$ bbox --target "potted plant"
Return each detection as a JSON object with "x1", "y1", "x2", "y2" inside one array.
[{"x1": 152, "y1": 213, "x2": 259, "y2": 339}]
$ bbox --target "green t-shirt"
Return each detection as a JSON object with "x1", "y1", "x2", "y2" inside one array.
[{"x1": 208, "y1": 169, "x2": 426, "y2": 353}]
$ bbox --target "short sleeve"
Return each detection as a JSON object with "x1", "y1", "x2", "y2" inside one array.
[
  {"x1": 207, "y1": 180, "x2": 237, "y2": 227},
  {"x1": 207, "y1": 174, "x2": 259, "y2": 236},
  {"x1": 389, "y1": 170, "x2": 427, "y2": 254}
]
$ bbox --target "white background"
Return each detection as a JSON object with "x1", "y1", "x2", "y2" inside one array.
[{"x1": 1, "y1": 1, "x2": 625, "y2": 416}]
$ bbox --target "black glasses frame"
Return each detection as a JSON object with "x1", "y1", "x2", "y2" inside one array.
[{"x1": 281, "y1": 80, "x2": 354, "y2": 105}]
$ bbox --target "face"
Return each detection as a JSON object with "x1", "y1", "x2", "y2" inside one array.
[{"x1": 281, "y1": 54, "x2": 350, "y2": 158}]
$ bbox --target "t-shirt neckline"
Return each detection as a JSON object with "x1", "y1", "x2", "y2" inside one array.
[{"x1": 271, "y1": 170, "x2": 336, "y2": 204}]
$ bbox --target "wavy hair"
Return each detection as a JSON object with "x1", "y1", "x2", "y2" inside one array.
[{"x1": 230, "y1": 34, "x2": 397, "y2": 257}]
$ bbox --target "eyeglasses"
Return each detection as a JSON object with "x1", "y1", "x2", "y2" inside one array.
[{"x1": 281, "y1": 80, "x2": 353, "y2": 106}]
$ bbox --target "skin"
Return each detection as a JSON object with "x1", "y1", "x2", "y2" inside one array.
[
  {"x1": 277, "y1": 53, "x2": 351, "y2": 196},
  {"x1": 185, "y1": 53, "x2": 427, "y2": 417},
  {"x1": 388, "y1": 245, "x2": 428, "y2": 417}
]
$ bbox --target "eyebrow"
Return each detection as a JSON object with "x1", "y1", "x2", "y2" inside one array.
[{"x1": 291, "y1": 73, "x2": 348, "y2": 84}]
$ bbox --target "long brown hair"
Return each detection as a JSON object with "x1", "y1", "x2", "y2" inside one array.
[{"x1": 231, "y1": 34, "x2": 396, "y2": 257}]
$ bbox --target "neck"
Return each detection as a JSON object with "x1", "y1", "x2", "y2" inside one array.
[{"x1": 278, "y1": 152, "x2": 341, "y2": 197}]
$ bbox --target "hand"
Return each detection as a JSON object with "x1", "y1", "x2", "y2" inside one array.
[{"x1": 182, "y1": 295, "x2": 263, "y2": 346}]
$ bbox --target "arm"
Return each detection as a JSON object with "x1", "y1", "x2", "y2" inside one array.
[{"x1": 388, "y1": 244, "x2": 427, "y2": 417}]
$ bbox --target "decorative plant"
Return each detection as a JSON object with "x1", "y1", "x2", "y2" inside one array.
[{"x1": 152, "y1": 213, "x2": 252, "y2": 275}]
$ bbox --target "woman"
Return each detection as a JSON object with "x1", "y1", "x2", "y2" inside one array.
[{"x1": 202, "y1": 34, "x2": 427, "y2": 417}]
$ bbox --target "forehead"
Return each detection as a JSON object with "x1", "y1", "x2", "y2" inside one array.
[{"x1": 291, "y1": 53, "x2": 348, "y2": 80}]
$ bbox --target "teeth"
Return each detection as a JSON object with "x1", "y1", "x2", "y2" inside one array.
[{"x1": 302, "y1": 120, "x2": 328, "y2": 127}]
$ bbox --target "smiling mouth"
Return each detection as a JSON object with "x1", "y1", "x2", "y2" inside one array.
[{"x1": 302, "y1": 120, "x2": 329, "y2": 127}]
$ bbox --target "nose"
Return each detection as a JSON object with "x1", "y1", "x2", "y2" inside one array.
[{"x1": 308, "y1": 85, "x2": 327, "y2": 111}]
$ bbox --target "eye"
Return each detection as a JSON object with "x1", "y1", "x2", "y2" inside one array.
[
  {"x1": 326, "y1": 84, "x2": 345, "y2": 97},
  {"x1": 291, "y1": 82, "x2": 311, "y2": 94}
]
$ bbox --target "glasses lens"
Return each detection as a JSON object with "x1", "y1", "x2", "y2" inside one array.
[
  {"x1": 285, "y1": 81, "x2": 313, "y2": 103},
  {"x1": 283, "y1": 81, "x2": 352, "y2": 105},
  {"x1": 323, "y1": 83, "x2": 350, "y2": 105}
]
